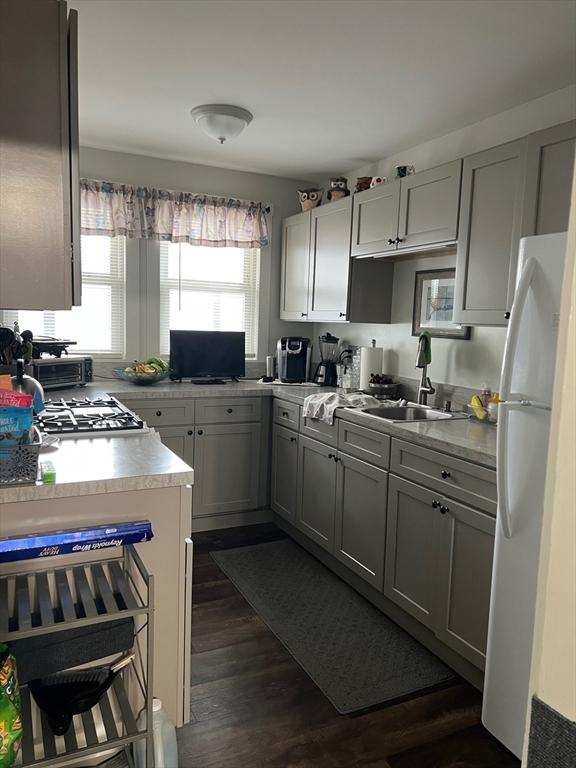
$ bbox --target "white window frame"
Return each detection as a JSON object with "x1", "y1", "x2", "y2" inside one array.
[
  {"x1": 1, "y1": 236, "x2": 137, "y2": 361},
  {"x1": 141, "y1": 241, "x2": 270, "y2": 365},
  {"x1": 0, "y1": 223, "x2": 272, "y2": 367}
]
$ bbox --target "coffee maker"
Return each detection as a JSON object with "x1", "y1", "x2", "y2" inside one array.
[
  {"x1": 313, "y1": 333, "x2": 339, "y2": 386},
  {"x1": 276, "y1": 337, "x2": 311, "y2": 383}
]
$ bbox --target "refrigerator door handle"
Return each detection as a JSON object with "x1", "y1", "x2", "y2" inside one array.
[
  {"x1": 497, "y1": 401, "x2": 514, "y2": 539},
  {"x1": 500, "y1": 256, "x2": 537, "y2": 401},
  {"x1": 497, "y1": 256, "x2": 537, "y2": 540}
]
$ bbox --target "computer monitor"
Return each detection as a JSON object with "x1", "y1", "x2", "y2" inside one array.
[{"x1": 169, "y1": 330, "x2": 246, "y2": 382}]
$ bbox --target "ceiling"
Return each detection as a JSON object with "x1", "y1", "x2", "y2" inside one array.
[{"x1": 71, "y1": 0, "x2": 576, "y2": 179}]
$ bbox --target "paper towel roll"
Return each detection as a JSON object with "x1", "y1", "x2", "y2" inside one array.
[{"x1": 359, "y1": 346, "x2": 383, "y2": 390}]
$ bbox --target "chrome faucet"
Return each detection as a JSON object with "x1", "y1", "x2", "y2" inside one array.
[{"x1": 416, "y1": 335, "x2": 435, "y2": 405}]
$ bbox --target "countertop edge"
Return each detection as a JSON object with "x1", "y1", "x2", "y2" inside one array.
[{"x1": 1, "y1": 468, "x2": 194, "y2": 504}]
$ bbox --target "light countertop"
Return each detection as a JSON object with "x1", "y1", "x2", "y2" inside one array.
[
  {"x1": 49, "y1": 379, "x2": 497, "y2": 468},
  {"x1": 1, "y1": 432, "x2": 194, "y2": 504}
]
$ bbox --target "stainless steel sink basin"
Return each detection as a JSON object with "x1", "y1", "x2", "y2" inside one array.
[{"x1": 361, "y1": 406, "x2": 454, "y2": 422}]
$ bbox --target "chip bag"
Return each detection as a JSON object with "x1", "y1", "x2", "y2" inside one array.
[{"x1": 0, "y1": 645, "x2": 22, "y2": 768}]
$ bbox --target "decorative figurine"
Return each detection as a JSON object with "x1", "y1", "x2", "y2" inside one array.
[
  {"x1": 355, "y1": 176, "x2": 372, "y2": 193},
  {"x1": 395, "y1": 164, "x2": 415, "y2": 178},
  {"x1": 298, "y1": 188, "x2": 323, "y2": 211},
  {"x1": 370, "y1": 175, "x2": 387, "y2": 188},
  {"x1": 326, "y1": 177, "x2": 350, "y2": 202}
]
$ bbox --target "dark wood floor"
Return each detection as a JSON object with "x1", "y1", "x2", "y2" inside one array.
[{"x1": 177, "y1": 523, "x2": 520, "y2": 768}]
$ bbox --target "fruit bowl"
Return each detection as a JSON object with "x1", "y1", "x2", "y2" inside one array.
[{"x1": 113, "y1": 367, "x2": 172, "y2": 386}]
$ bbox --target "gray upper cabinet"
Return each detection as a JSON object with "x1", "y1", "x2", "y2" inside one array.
[
  {"x1": 454, "y1": 138, "x2": 527, "y2": 326},
  {"x1": 280, "y1": 211, "x2": 311, "y2": 320},
  {"x1": 522, "y1": 120, "x2": 576, "y2": 237},
  {"x1": 297, "y1": 435, "x2": 337, "y2": 552},
  {"x1": 307, "y1": 198, "x2": 352, "y2": 321},
  {"x1": 271, "y1": 424, "x2": 299, "y2": 523},
  {"x1": 334, "y1": 453, "x2": 388, "y2": 590},
  {"x1": 193, "y1": 422, "x2": 261, "y2": 517},
  {"x1": 0, "y1": 0, "x2": 80, "y2": 311},
  {"x1": 384, "y1": 475, "x2": 438, "y2": 628},
  {"x1": 351, "y1": 180, "x2": 401, "y2": 257},
  {"x1": 435, "y1": 498, "x2": 495, "y2": 669},
  {"x1": 397, "y1": 160, "x2": 462, "y2": 251}
]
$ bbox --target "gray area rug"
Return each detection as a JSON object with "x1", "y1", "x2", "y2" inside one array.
[{"x1": 212, "y1": 538, "x2": 455, "y2": 714}]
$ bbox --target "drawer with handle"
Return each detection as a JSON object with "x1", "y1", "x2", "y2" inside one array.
[
  {"x1": 299, "y1": 412, "x2": 338, "y2": 447},
  {"x1": 337, "y1": 420, "x2": 391, "y2": 469},
  {"x1": 124, "y1": 400, "x2": 194, "y2": 426},
  {"x1": 390, "y1": 438, "x2": 496, "y2": 514},
  {"x1": 195, "y1": 397, "x2": 262, "y2": 424},
  {"x1": 273, "y1": 398, "x2": 301, "y2": 430}
]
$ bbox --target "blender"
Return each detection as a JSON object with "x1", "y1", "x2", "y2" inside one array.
[{"x1": 313, "y1": 333, "x2": 340, "y2": 386}]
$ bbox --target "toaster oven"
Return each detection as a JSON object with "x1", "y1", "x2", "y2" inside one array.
[{"x1": 32, "y1": 356, "x2": 93, "y2": 390}]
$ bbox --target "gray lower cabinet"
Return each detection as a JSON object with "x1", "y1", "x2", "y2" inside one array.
[
  {"x1": 271, "y1": 424, "x2": 298, "y2": 523},
  {"x1": 384, "y1": 475, "x2": 438, "y2": 628},
  {"x1": 522, "y1": 120, "x2": 576, "y2": 236},
  {"x1": 193, "y1": 422, "x2": 261, "y2": 517},
  {"x1": 435, "y1": 497, "x2": 495, "y2": 669},
  {"x1": 296, "y1": 435, "x2": 337, "y2": 552},
  {"x1": 307, "y1": 197, "x2": 352, "y2": 321},
  {"x1": 454, "y1": 138, "x2": 528, "y2": 326},
  {"x1": 334, "y1": 453, "x2": 388, "y2": 590},
  {"x1": 156, "y1": 426, "x2": 194, "y2": 468},
  {"x1": 385, "y1": 474, "x2": 495, "y2": 669}
]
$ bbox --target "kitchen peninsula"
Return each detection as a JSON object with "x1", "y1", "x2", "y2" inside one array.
[{"x1": 0, "y1": 430, "x2": 194, "y2": 728}]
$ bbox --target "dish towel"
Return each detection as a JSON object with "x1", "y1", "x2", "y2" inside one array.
[{"x1": 302, "y1": 392, "x2": 403, "y2": 425}]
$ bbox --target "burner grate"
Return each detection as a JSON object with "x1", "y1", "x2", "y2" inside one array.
[{"x1": 36, "y1": 396, "x2": 146, "y2": 437}]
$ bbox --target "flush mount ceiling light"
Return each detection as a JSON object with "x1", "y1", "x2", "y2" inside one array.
[{"x1": 190, "y1": 104, "x2": 253, "y2": 144}]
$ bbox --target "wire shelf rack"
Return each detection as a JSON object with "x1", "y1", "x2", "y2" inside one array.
[{"x1": 0, "y1": 544, "x2": 154, "y2": 768}]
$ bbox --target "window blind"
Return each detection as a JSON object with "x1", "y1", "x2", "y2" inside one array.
[
  {"x1": 159, "y1": 242, "x2": 260, "y2": 359},
  {"x1": 2, "y1": 235, "x2": 126, "y2": 357}
]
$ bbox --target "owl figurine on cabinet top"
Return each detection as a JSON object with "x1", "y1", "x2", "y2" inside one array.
[
  {"x1": 298, "y1": 188, "x2": 323, "y2": 211},
  {"x1": 326, "y1": 177, "x2": 350, "y2": 202}
]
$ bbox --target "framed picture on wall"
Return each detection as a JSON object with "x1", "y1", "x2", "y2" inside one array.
[{"x1": 412, "y1": 268, "x2": 471, "y2": 339}]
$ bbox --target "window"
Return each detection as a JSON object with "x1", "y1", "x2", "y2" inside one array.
[
  {"x1": 2, "y1": 235, "x2": 125, "y2": 357},
  {"x1": 159, "y1": 242, "x2": 260, "y2": 359}
]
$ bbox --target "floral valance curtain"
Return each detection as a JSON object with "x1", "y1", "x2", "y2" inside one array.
[{"x1": 80, "y1": 179, "x2": 269, "y2": 248}]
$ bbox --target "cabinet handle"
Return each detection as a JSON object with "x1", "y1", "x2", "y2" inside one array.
[
  {"x1": 432, "y1": 499, "x2": 440, "y2": 509},
  {"x1": 504, "y1": 312, "x2": 511, "y2": 320},
  {"x1": 301, "y1": 312, "x2": 308, "y2": 318},
  {"x1": 156, "y1": 410, "x2": 162, "y2": 417},
  {"x1": 387, "y1": 238, "x2": 395, "y2": 245},
  {"x1": 282, "y1": 411, "x2": 289, "y2": 417},
  {"x1": 187, "y1": 430, "x2": 193, "y2": 435},
  {"x1": 395, "y1": 237, "x2": 405, "y2": 244},
  {"x1": 440, "y1": 505, "x2": 449, "y2": 515},
  {"x1": 339, "y1": 312, "x2": 346, "y2": 318},
  {"x1": 227, "y1": 408, "x2": 233, "y2": 414},
  {"x1": 328, "y1": 453, "x2": 335, "y2": 460},
  {"x1": 441, "y1": 470, "x2": 451, "y2": 479},
  {"x1": 290, "y1": 436, "x2": 297, "y2": 443},
  {"x1": 197, "y1": 429, "x2": 203, "y2": 435}
]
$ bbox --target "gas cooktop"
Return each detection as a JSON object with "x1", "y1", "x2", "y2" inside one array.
[{"x1": 36, "y1": 396, "x2": 147, "y2": 438}]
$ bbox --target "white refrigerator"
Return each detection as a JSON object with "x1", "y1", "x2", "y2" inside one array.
[{"x1": 482, "y1": 232, "x2": 568, "y2": 758}]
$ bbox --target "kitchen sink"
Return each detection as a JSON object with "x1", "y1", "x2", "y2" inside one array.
[{"x1": 361, "y1": 405, "x2": 455, "y2": 422}]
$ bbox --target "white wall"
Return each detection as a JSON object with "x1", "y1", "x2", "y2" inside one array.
[
  {"x1": 79, "y1": 147, "x2": 316, "y2": 362},
  {"x1": 330, "y1": 251, "x2": 506, "y2": 390},
  {"x1": 317, "y1": 85, "x2": 576, "y2": 389}
]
